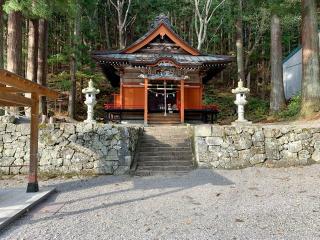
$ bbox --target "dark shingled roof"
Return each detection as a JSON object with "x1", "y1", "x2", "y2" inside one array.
[{"x1": 92, "y1": 53, "x2": 233, "y2": 66}]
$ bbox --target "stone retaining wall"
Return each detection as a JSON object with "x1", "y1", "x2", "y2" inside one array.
[
  {"x1": 194, "y1": 124, "x2": 320, "y2": 169},
  {"x1": 0, "y1": 123, "x2": 142, "y2": 175}
]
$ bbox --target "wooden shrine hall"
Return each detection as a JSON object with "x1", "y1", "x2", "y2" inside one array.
[{"x1": 93, "y1": 14, "x2": 233, "y2": 124}]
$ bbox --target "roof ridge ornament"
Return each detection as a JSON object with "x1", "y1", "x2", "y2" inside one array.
[{"x1": 150, "y1": 14, "x2": 172, "y2": 29}]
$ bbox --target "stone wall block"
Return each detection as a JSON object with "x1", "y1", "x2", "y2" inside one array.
[
  {"x1": 287, "y1": 141, "x2": 302, "y2": 153},
  {"x1": 265, "y1": 140, "x2": 280, "y2": 160},
  {"x1": 6, "y1": 124, "x2": 16, "y2": 133},
  {"x1": 296, "y1": 130, "x2": 312, "y2": 140},
  {"x1": 264, "y1": 128, "x2": 282, "y2": 138},
  {"x1": 194, "y1": 125, "x2": 212, "y2": 137},
  {"x1": 314, "y1": 140, "x2": 320, "y2": 150},
  {"x1": 206, "y1": 137, "x2": 224, "y2": 146},
  {"x1": 250, "y1": 154, "x2": 266, "y2": 165},
  {"x1": 211, "y1": 126, "x2": 224, "y2": 137},
  {"x1": 312, "y1": 150, "x2": 320, "y2": 162},
  {"x1": 298, "y1": 150, "x2": 310, "y2": 162},
  {"x1": 252, "y1": 130, "x2": 265, "y2": 143},
  {"x1": 234, "y1": 136, "x2": 252, "y2": 150}
]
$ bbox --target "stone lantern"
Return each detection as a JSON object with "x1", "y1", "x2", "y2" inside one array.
[
  {"x1": 232, "y1": 80, "x2": 251, "y2": 125},
  {"x1": 82, "y1": 79, "x2": 100, "y2": 123}
]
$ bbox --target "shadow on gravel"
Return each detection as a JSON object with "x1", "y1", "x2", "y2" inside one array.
[{"x1": 9, "y1": 169, "x2": 233, "y2": 226}]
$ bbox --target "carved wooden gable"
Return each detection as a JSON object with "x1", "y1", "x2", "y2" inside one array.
[{"x1": 122, "y1": 22, "x2": 200, "y2": 56}]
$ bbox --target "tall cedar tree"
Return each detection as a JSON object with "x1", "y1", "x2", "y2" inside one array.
[
  {"x1": 301, "y1": 0, "x2": 320, "y2": 117},
  {"x1": 7, "y1": 11, "x2": 22, "y2": 75},
  {"x1": 26, "y1": 19, "x2": 39, "y2": 82},
  {"x1": 235, "y1": 0, "x2": 245, "y2": 83},
  {"x1": 68, "y1": 1, "x2": 81, "y2": 119},
  {"x1": 270, "y1": 14, "x2": 286, "y2": 112}
]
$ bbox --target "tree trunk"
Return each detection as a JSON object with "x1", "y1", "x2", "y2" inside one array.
[
  {"x1": 6, "y1": 11, "x2": 22, "y2": 116},
  {"x1": 7, "y1": 11, "x2": 23, "y2": 75},
  {"x1": 0, "y1": 0, "x2": 4, "y2": 69},
  {"x1": 104, "y1": 2, "x2": 111, "y2": 49},
  {"x1": 27, "y1": 19, "x2": 39, "y2": 82},
  {"x1": 118, "y1": 6, "x2": 125, "y2": 49},
  {"x1": 270, "y1": 14, "x2": 286, "y2": 112},
  {"x1": 119, "y1": 29, "x2": 125, "y2": 49},
  {"x1": 37, "y1": 19, "x2": 49, "y2": 116},
  {"x1": 235, "y1": 0, "x2": 245, "y2": 83},
  {"x1": 68, "y1": 2, "x2": 81, "y2": 119},
  {"x1": 301, "y1": 0, "x2": 320, "y2": 117}
]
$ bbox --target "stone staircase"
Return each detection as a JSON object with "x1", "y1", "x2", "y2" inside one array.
[
  {"x1": 134, "y1": 126, "x2": 195, "y2": 175},
  {"x1": 148, "y1": 113, "x2": 180, "y2": 124}
]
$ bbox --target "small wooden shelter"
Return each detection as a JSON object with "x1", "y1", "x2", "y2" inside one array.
[
  {"x1": 0, "y1": 69, "x2": 59, "y2": 192},
  {"x1": 93, "y1": 14, "x2": 233, "y2": 124}
]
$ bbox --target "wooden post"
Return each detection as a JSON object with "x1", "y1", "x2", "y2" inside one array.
[
  {"x1": 120, "y1": 82, "x2": 123, "y2": 108},
  {"x1": 181, "y1": 80, "x2": 185, "y2": 123},
  {"x1": 200, "y1": 84, "x2": 203, "y2": 108},
  {"x1": 27, "y1": 93, "x2": 39, "y2": 192},
  {"x1": 144, "y1": 78, "x2": 148, "y2": 125}
]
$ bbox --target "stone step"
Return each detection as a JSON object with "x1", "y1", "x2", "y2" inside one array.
[
  {"x1": 139, "y1": 151, "x2": 193, "y2": 157},
  {"x1": 136, "y1": 166, "x2": 194, "y2": 172},
  {"x1": 134, "y1": 125, "x2": 194, "y2": 175},
  {"x1": 148, "y1": 122, "x2": 181, "y2": 125},
  {"x1": 148, "y1": 117, "x2": 180, "y2": 121},
  {"x1": 144, "y1": 127, "x2": 188, "y2": 131},
  {"x1": 142, "y1": 133, "x2": 190, "y2": 140},
  {"x1": 148, "y1": 115, "x2": 180, "y2": 119},
  {"x1": 141, "y1": 142, "x2": 191, "y2": 148},
  {"x1": 144, "y1": 129, "x2": 189, "y2": 135},
  {"x1": 138, "y1": 155, "x2": 193, "y2": 161},
  {"x1": 135, "y1": 170, "x2": 190, "y2": 176},
  {"x1": 141, "y1": 137, "x2": 191, "y2": 142},
  {"x1": 142, "y1": 139, "x2": 190, "y2": 143},
  {"x1": 138, "y1": 161, "x2": 193, "y2": 167},
  {"x1": 139, "y1": 147, "x2": 192, "y2": 153}
]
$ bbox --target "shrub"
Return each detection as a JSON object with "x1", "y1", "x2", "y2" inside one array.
[
  {"x1": 246, "y1": 97, "x2": 269, "y2": 122},
  {"x1": 278, "y1": 94, "x2": 301, "y2": 119}
]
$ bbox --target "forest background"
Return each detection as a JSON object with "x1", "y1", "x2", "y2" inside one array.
[{"x1": 0, "y1": 0, "x2": 318, "y2": 123}]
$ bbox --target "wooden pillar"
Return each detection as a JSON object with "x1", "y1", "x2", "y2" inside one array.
[
  {"x1": 27, "y1": 93, "x2": 39, "y2": 192},
  {"x1": 144, "y1": 78, "x2": 148, "y2": 125},
  {"x1": 120, "y1": 82, "x2": 123, "y2": 108},
  {"x1": 180, "y1": 80, "x2": 185, "y2": 123},
  {"x1": 120, "y1": 70, "x2": 124, "y2": 108},
  {"x1": 200, "y1": 84, "x2": 203, "y2": 108}
]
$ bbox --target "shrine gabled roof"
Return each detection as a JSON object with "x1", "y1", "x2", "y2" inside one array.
[
  {"x1": 92, "y1": 14, "x2": 234, "y2": 87},
  {"x1": 121, "y1": 14, "x2": 201, "y2": 56},
  {"x1": 92, "y1": 52, "x2": 233, "y2": 67}
]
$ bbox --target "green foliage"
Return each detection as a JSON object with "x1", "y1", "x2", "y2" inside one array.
[
  {"x1": 48, "y1": 70, "x2": 105, "y2": 91},
  {"x1": 48, "y1": 53, "x2": 68, "y2": 65},
  {"x1": 4, "y1": 0, "x2": 51, "y2": 18},
  {"x1": 246, "y1": 97, "x2": 270, "y2": 122},
  {"x1": 277, "y1": 94, "x2": 301, "y2": 120},
  {"x1": 49, "y1": 72, "x2": 72, "y2": 91}
]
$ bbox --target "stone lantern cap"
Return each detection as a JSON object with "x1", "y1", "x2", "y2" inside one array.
[
  {"x1": 231, "y1": 80, "x2": 250, "y2": 94},
  {"x1": 82, "y1": 79, "x2": 100, "y2": 95}
]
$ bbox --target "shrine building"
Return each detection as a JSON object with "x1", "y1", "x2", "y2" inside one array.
[{"x1": 92, "y1": 14, "x2": 233, "y2": 125}]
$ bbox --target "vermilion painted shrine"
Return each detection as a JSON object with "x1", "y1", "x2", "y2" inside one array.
[{"x1": 92, "y1": 15, "x2": 233, "y2": 124}]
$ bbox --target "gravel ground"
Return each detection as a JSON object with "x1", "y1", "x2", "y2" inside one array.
[{"x1": 1, "y1": 165, "x2": 320, "y2": 240}]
